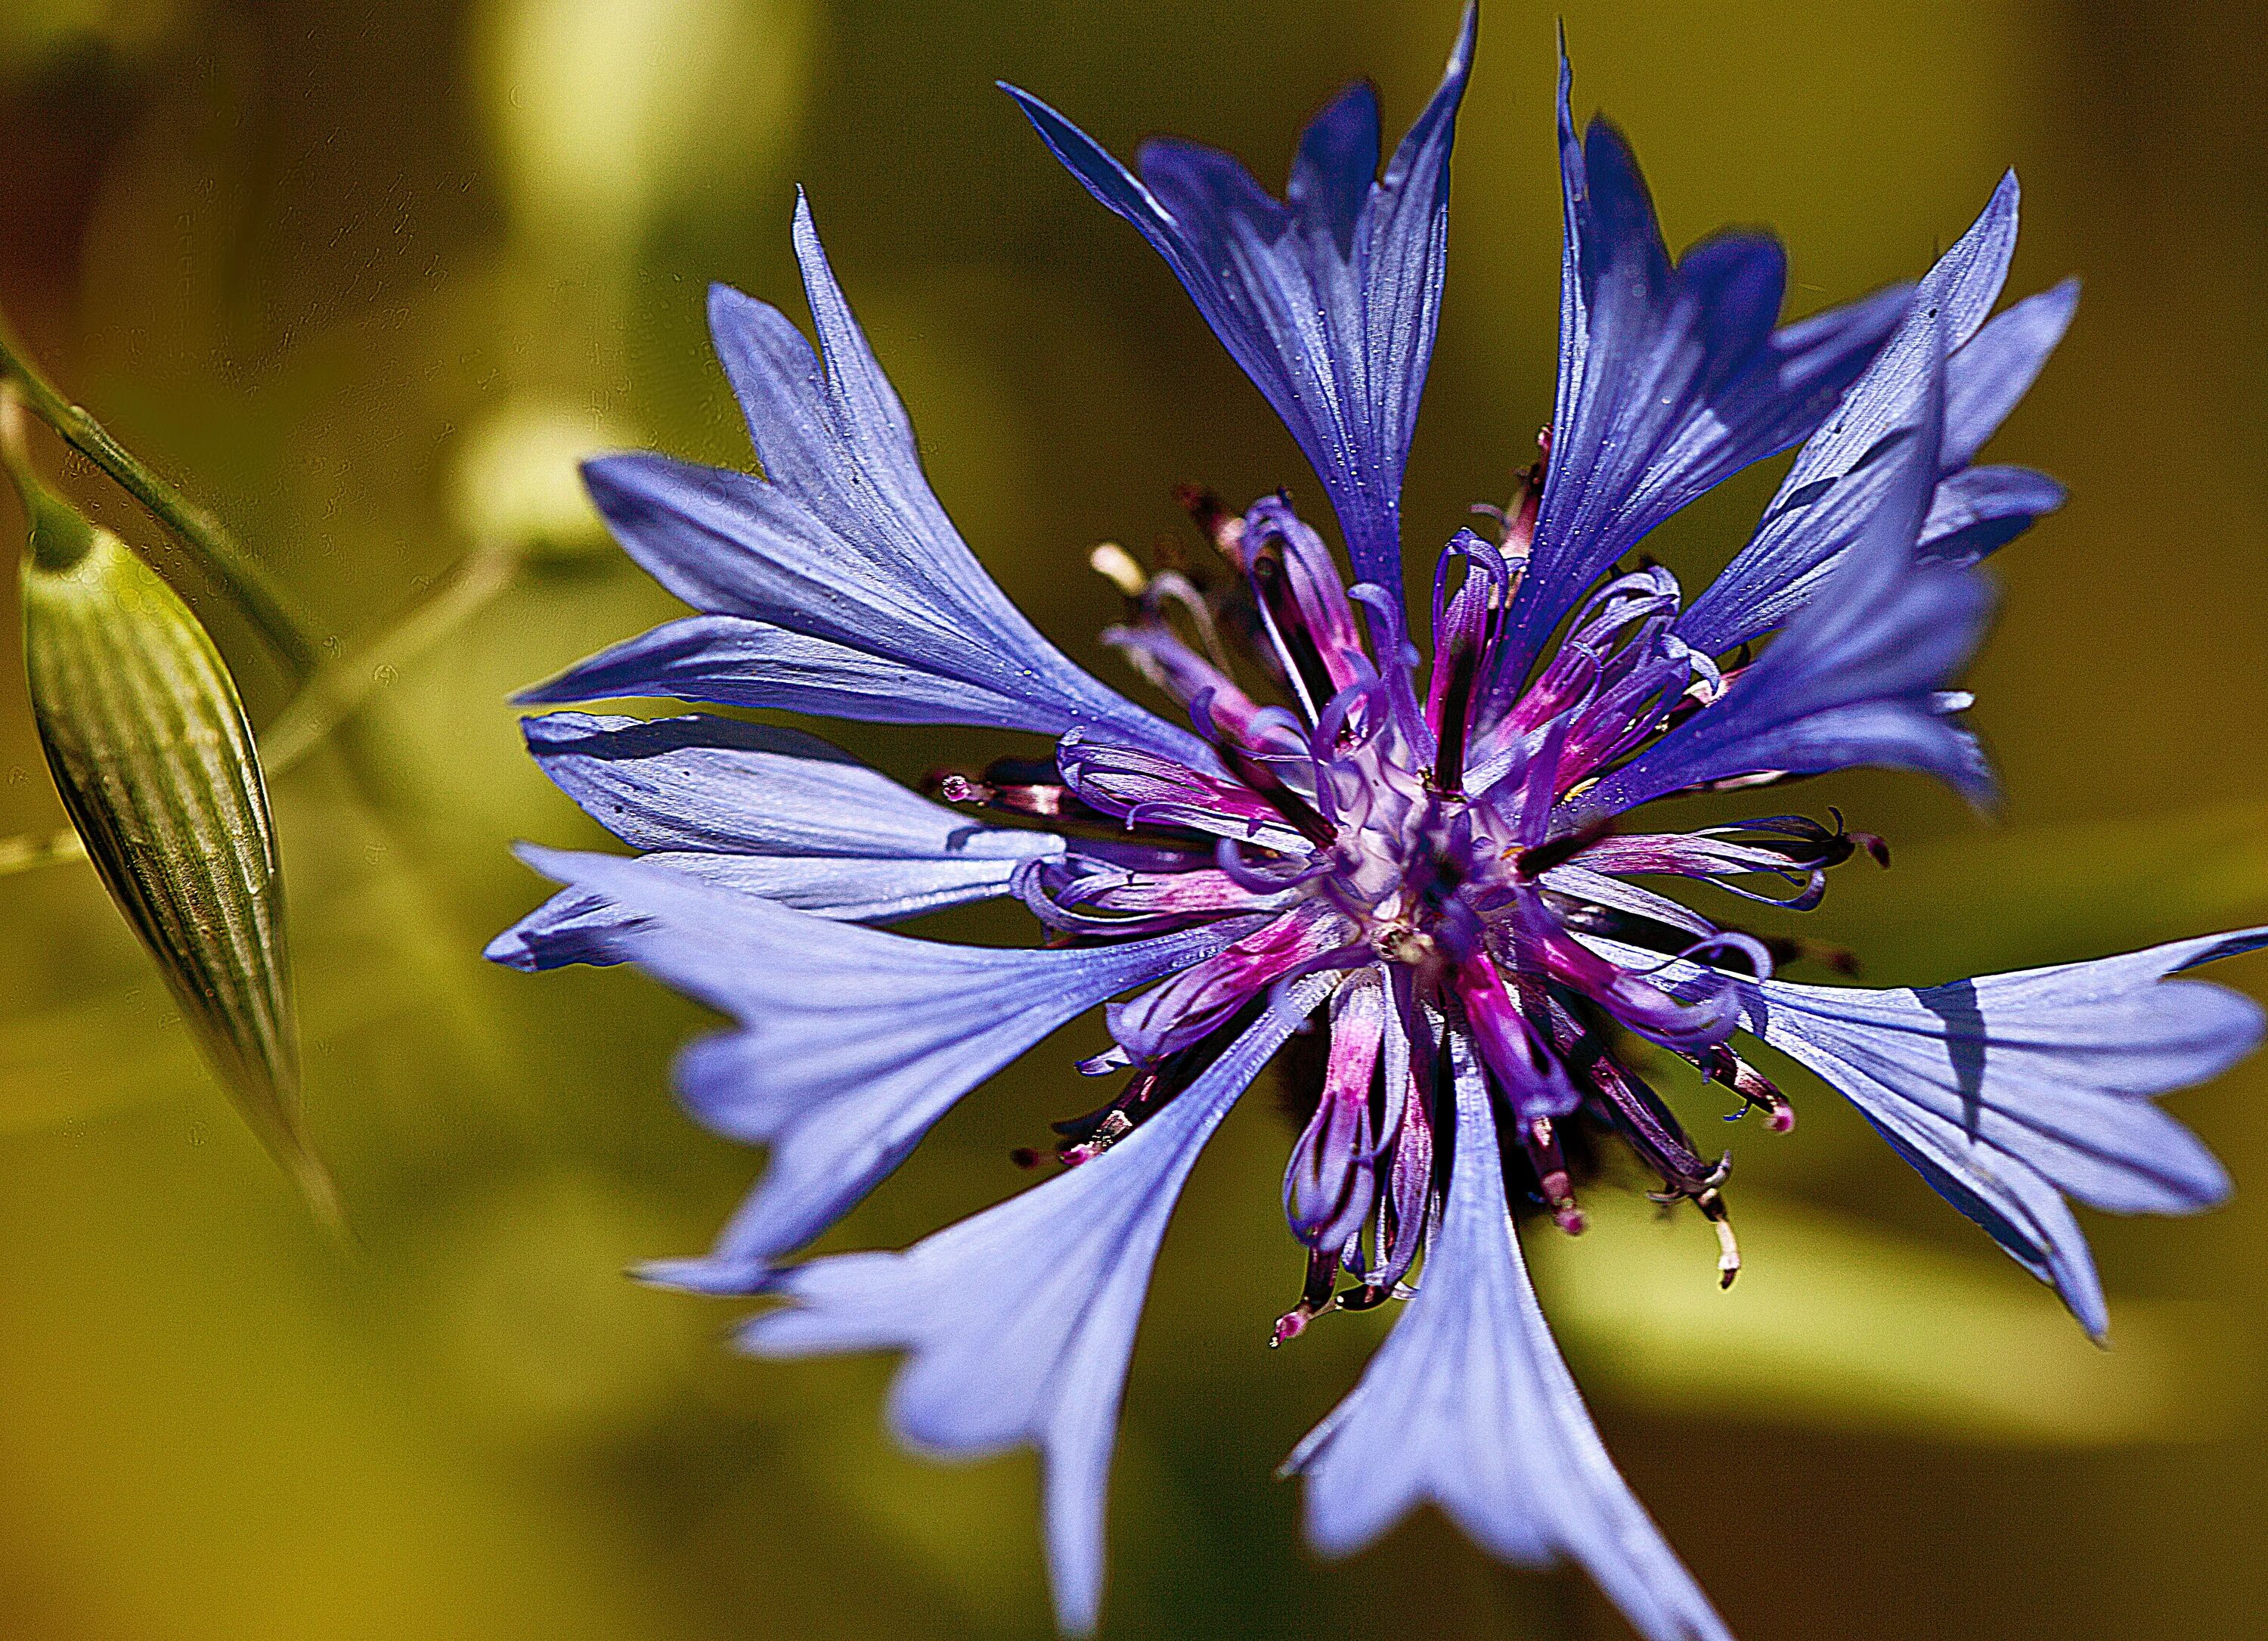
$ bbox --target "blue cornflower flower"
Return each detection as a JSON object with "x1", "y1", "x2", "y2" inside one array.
[{"x1": 492, "y1": 14, "x2": 2265, "y2": 1636}]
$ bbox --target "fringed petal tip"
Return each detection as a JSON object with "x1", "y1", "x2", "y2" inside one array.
[
  {"x1": 480, "y1": 916, "x2": 549, "y2": 973},
  {"x1": 632, "y1": 1254, "x2": 775, "y2": 1296},
  {"x1": 1001, "y1": 9, "x2": 1476, "y2": 597},
  {"x1": 507, "y1": 841, "x2": 1268, "y2": 1279},
  {"x1": 511, "y1": 671, "x2": 606, "y2": 709},
  {"x1": 1678, "y1": 169, "x2": 2076, "y2": 656},
  {"x1": 1287, "y1": 1032, "x2": 1734, "y2": 1641},
  {"x1": 509, "y1": 838, "x2": 590, "y2": 885},
  {"x1": 546, "y1": 199, "x2": 1209, "y2": 765},
  {"x1": 1726, "y1": 926, "x2": 2268, "y2": 1338},
  {"x1": 728, "y1": 984, "x2": 1334, "y2": 1636},
  {"x1": 1507, "y1": 51, "x2": 1912, "y2": 675},
  {"x1": 512, "y1": 614, "x2": 706, "y2": 707}
]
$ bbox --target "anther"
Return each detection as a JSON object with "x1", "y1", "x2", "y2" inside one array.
[
  {"x1": 1051, "y1": 1062, "x2": 1188, "y2": 1163},
  {"x1": 1523, "y1": 1116, "x2": 1586, "y2": 1235},
  {"x1": 1061, "y1": 1109, "x2": 1133, "y2": 1167},
  {"x1": 1089, "y1": 541, "x2": 1149, "y2": 597},
  {"x1": 1695, "y1": 1187, "x2": 1740, "y2": 1289},
  {"x1": 931, "y1": 759, "x2": 1093, "y2": 822},
  {"x1": 1250, "y1": 552, "x2": 1338, "y2": 723},
  {"x1": 1175, "y1": 484, "x2": 1245, "y2": 563},
  {"x1": 1703, "y1": 1046, "x2": 1794, "y2": 1132},
  {"x1": 1502, "y1": 452, "x2": 1544, "y2": 566},
  {"x1": 1333, "y1": 1283, "x2": 1396, "y2": 1312},
  {"x1": 1270, "y1": 1245, "x2": 1342, "y2": 1348},
  {"x1": 1660, "y1": 679, "x2": 1719, "y2": 731},
  {"x1": 1216, "y1": 740, "x2": 1337, "y2": 848}
]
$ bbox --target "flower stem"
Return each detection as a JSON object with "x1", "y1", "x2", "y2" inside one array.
[
  {"x1": 0, "y1": 827, "x2": 88, "y2": 876},
  {"x1": 0, "y1": 309, "x2": 322, "y2": 680},
  {"x1": 258, "y1": 540, "x2": 521, "y2": 775}
]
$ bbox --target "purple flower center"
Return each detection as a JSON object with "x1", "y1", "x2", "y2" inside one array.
[{"x1": 960, "y1": 479, "x2": 1862, "y2": 1338}]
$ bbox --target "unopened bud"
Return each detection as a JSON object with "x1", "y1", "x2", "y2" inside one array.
[{"x1": 6, "y1": 399, "x2": 338, "y2": 1227}]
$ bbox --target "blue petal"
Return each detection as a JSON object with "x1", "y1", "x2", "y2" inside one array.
[
  {"x1": 1678, "y1": 187, "x2": 2077, "y2": 654},
  {"x1": 1941, "y1": 278, "x2": 2080, "y2": 466},
  {"x1": 1287, "y1": 1030, "x2": 1731, "y2": 1641},
  {"x1": 1493, "y1": 51, "x2": 1907, "y2": 679},
  {"x1": 528, "y1": 196, "x2": 1204, "y2": 767},
  {"x1": 1002, "y1": 6, "x2": 1476, "y2": 595},
  {"x1": 488, "y1": 852, "x2": 1049, "y2": 968},
  {"x1": 1921, "y1": 464, "x2": 2067, "y2": 566},
  {"x1": 743, "y1": 979, "x2": 1334, "y2": 1634},
  {"x1": 515, "y1": 710, "x2": 1060, "y2": 861},
  {"x1": 503, "y1": 845, "x2": 1265, "y2": 1288},
  {"x1": 1578, "y1": 321, "x2": 1995, "y2": 814},
  {"x1": 520, "y1": 613, "x2": 1149, "y2": 740},
  {"x1": 1730, "y1": 929, "x2": 2268, "y2": 1339},
  {"x1": 491, "y1": 706, "x2": 1061, "y2": 966}
]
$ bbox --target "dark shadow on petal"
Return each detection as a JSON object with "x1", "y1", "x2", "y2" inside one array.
[
  {"x1": 1919, "y1": 977, "x2": 1990, "y2": 1137},
  {"x1": 525, "y1": 709, "x2": 860, "y2": 768}
]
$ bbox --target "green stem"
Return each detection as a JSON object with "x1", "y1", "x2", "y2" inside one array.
[
  {"x1": 0, "y1": 828, "x2": 88, "y2": 877},
  {"x1": 0, "y1": 309, "x2": 322, "y2": 679},
  {"x1": 259, "y1": 541, "x2": 520, "y2": 776}
]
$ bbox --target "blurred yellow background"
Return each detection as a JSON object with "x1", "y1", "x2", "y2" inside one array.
[{"x1": 3, "y1": 2, "x2": 2266, "y2": 1636}]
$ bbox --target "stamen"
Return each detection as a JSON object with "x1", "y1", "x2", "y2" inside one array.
[
  {"x1": 1703, "y1": 1044, "x2": 1794, "y2": 1131},
  {"x1": 1269, "y1": 1244, "x2": 1343, "y2": 1347},
  {"x1": 1545, "y1": 894, "x2": 1709, "y2": 960},
  {"x1": 1175, "y1": 484, "x2": 1246, "y2": 564},
  {"x1": 932, "y1": 759, "x2": 1094, "y2": 820},
  {"x1": 1215, "y1": 740, "x2": 1337, "y2": 848},
  {"x1": 1659, "y1": 687, "x2": 1711, "y2": 734},
  {"x1": 1061, "y1": 1109, "x2": 1133, "y2": 1165},
  {"x1": 1522, "y1": 1115, "x2": 1586, "y2": 1234},
  {"x1": 1089, "y1": 541, "x2": 1149, "y2": 597},
  {"x1": 1514, "y1": 816, "x2": 1616, "y2": 879},
  {"x1": 1332, "y1": 1282, "x2": 1404, "y2": 1311},
  {"x1": 1557, "y1": 1007, "x2": 1725, "y2": 1195},
  {"x1": 1432, "y1": 633, "x2": 1479, "y2": 793},
  {"x1": 1696, "y1": 1187, "x2": 1741, "y2": 1289},
  {"x1": 1250, "y1": 553, "x2": 1338, "y2": 724},
  {"x1": 1048, "y1": 1062, "x2": 1188, "y2": 1162},
  {"x1": 1501, "y1": 448, "x2": 1544, "y2": 569},
  {"x1": 1144, "y1": 570, "x2": 1235, "y2": 671}
]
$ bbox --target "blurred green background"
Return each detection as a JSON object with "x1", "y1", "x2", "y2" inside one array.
[{"x1": 4, "y1": 1, "x2": 2268, "y2": 1636}]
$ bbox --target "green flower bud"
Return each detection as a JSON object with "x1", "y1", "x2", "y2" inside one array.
[{"x1": 9, "y1": 419, "x2": 339, "y2": 1226}]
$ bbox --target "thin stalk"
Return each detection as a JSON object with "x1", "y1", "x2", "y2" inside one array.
[
  {"x1": 0, "y1": 309, "x2": 321, "y2": 679},
  {"x1": 0, "y1": 828, "x2": 87, "y2": 876},
  {"x1": 0, "y1": 541, "x2": 522, "y2": 882},
  {"x1": 259, "y1": 541, "x2": 520, "y2": 775}
]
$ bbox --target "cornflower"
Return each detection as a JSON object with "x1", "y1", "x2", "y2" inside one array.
[{"x1": 493, "y1": 16, "x2": 2266, "y2": 1635}]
